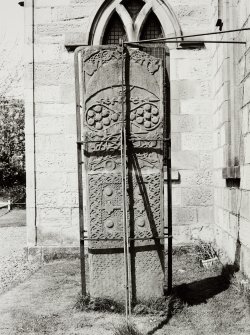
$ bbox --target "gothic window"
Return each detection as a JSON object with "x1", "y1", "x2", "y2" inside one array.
[
  {"x1": 140, "y1": 11, "x2": 164, "y2": 58},
  {"x1": 103, "y1": 12, "x2": 127, "y2": 45},
  {"x1": 89, "y1": 0, "x2": 181, "y2": 46},
  {"x1": 140, "y1": 11, "x2": 163, "y2": 41}
]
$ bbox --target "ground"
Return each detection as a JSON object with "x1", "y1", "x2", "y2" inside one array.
[
  {"x1": 0, "y1": 209, "x2": 40, "y2": 294},
  {"x1": 0, "y1": 246, "x2": 250, "y2": 335}
]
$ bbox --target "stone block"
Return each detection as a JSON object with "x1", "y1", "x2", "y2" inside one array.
[
  {"x1": 240, "y1": 191, "x2": 250, "y2": 220},
  {"x1": 241, "y1": 165, "x2": 250, "y2": 190},
  {"x1": 41, "y1": 247, "x2": 80, "y2": 262},
  {"x1": 180, "y1": 99, "x2": 212, "y2": 115},
  {"x1": 34, "y1": 44, "x2": 61, "y2": 62},
  {"x1": 35, "y1": 117, "x2": 65, "y2": 135},
  {"x1": 214, "y1": 188, "x2": 223, "y2": 208},
  {"x1": 181, "y1": 169, "x2": 213, "y2": 186},
  {"x1": 36, "y1": 191, "x2": 57, "y2": 208},
  {"x1": 181, "y1": 133, "x2": 213, "y2": 151},
  {"x1": 51, "y1": 6, "x2": 92, "y2": 22},
  {"x1": 197, "y1": 207, "x2": 214, "y2": 224},
  {"x1": 35, "y1": 85, "x2": 61, "y2": 103},
  {"x1": 26, "y1": 206, "x2": 36, "y2": 246},
  {"x1": 176, "y1": 59, "x2": 210, "y2": 80},
  {"x1": 35, "y1": 153, "x2": 68, "y2": 172},
  {"x1": 64, "y1": 134, "x2": 78, "y2": 154},
  {"x1": 64, "y1": 115, "x2": 77, "y2": 134},
  {"x1": 240, "y1": 244, "x2": 250, "y2": 279},
  {"x1": 172, "y1": 207, "x2": 197, "y2": 225},
  {"x1": 60, "y1": 85, "x2": 75, "y2": 104},
  {"x1": 35, "y1": 63, "x2": 74, "y2": 86},
  {"x1": 35, "y1": 103, "x2": 75, "y2": 117},
  {"x1": 37, "y1": 225, "x2": 62, "y2": 246},
  {"x1": 173, "y1": 3, "x2": 211, "y2": 27},
  {"x1": 172, "y1": 187, "x2": 182, "y2": 207},
  {"x1": 239, "y1": 218, "x2": 250, "y2": 248},
  {"x1": 172, "y1": 151, "x2": 199, "y2": 170},
  {"x1": 36, "y1": 172, "x2": 67, "y2": 191},
  {"x1": 199, "y1": 152, "x2": 213, "y2": 169},
  {"x1": 197, "y1": 115, "x2": 213, "y2": 132},
  {"x1": 37, "y1": 19, "x2": 89, "y2": 35},
  {"x1": 173, "y1": 225, "x2": 191, "y2": 245},
  {"x1": 171, "y1": 133, "x2": 181, "y2": 151},
  {"x1": 182, "y1": 187, "x2": 213, "y2": 206},
  {"x1": 223, "y1": 233, "x2": 237, "y2": 263},
  {"x1": 228, "y1": 213, "x2": 239, "y2": 240},
  {"x1": 241, "y1": 105, "x2": 250, "y2": 135},
  {"x1": 171, "y1": 115, "x2": 196, "y2": 132},
  {"x1": 171, "y1": 80, "x2": 197, "y2": 100},
  {"x1": 244, "y1": 134, "x2": 250, "y2": 164},
  {"x1": 64, "y1": 32, "x2": 88, "y2": 47},
  {"x1": 71, "y1": 207, "x2": 80, "y2": 227},
  {"x1": 171, "y1": 99, "x2": 180, "y2": 114},
  {"x1": 35, "y1": 0, "x2": 71, "y2": 7},
  {"x1": 38, "y1": 208, "x2": 71, "y2": 227},
  {"x1": 191, "y1": 224, "x2": 214, "y2": 243},
  {"x1": 36, "y1": 134, "x2": 66, "y2": 153},
  {"x1": 61, "y1": 226, "x2": 80, "y2": 246},
  {"x1": 56, "y1": 192, "x2": 79, "y2": 208},
  {"x1": 34, "y1": 8, "x2": 52, "y2": 24}
]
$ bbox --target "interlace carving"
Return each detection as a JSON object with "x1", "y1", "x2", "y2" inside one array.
[
  {"x1": 130, "y1": 49, "x2": 161, "y2": 74},
  {"x1": 82, "y1": 48, "x2": 123, "y2": 76}
]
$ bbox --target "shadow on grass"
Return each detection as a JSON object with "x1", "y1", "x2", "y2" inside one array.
[{"x1": 147, "y1": 264, "x2": 238, "y2": 335}]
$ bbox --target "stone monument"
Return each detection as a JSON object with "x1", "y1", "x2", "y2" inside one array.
[{"x1": 80, "y1": 46, "x2": 164, "y2": 302}]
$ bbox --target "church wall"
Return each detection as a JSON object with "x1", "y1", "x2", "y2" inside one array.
[
  {"x1": 24, "y1": 0, "x2": 215, "y2": 251},
  {"x1": 211, "y1": 0, "x2": 250, "y2": 277}
]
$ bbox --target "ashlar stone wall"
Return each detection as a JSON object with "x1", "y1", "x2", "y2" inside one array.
[
  {"x1": 25, "y1": 0, "x2": 215, "y2": 252},
  {"x1": 211, "y1": 0, "x2": 250, "y2": 277}
]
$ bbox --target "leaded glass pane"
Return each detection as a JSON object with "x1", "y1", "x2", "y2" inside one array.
[
  {"x1": 140, "y1": 12, "x2": 164, "y2": 59},
  {"x1": 103, "y1": 12, "x2": 127, "y2": 45}
]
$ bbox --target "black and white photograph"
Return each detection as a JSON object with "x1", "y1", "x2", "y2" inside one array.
[{"x1": 0, "y1": 1, "x2": 250, "y2": 334}]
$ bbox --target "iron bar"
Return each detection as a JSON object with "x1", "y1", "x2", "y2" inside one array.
[
  {"x1": 77, "y1": 140, "x2": 119, "y2": 144},
  {"x1": 162, "y1": 46, "x2": 173, "y2": 295},
  {"x1": 32, "y1": 0, "x2": 38, "y2": 246},
  {"x1": 124, "y1": 27, "x2": 250, "y2": 44},
  {"x1": 120, "y1": 41, "x2": 131, "y2": 321},
  {"x1": 126, "y1": 40, "x2": 246, "y2": 46},
  {"x1": 75, "y1": 46, "x2": 87, "y2": 297},
  {"x1": 128, "y1": 138, "x2": 170, "y2": 142},
  {"x1": 81, "y1": 236, "x2": 170, "y2": 242}
]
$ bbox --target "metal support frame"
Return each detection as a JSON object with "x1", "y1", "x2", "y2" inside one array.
[
  {"x1": 120, "y1": 40, "x2": 132, "y2": 320},
  {"x1": 75, "y1": 47, "x2": 87, "y2": 296},
  {"x1": 124, "y1": 27, "x2": 250, "y2": 44},
  {"x1": 74, "y1": 42, "x2": 173, "y2": 316}
]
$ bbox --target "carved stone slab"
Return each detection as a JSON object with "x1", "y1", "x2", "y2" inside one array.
[{"x1": 81, "y1": 46, "x2": 164, "y2": 302}]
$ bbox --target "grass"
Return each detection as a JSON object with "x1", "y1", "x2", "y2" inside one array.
[
  {"x1": 113, "y1": 322, "x2": 143, "y2": 335},
  {"x1": 1, "y1": 248, "x2": 250, "y2": 335},
  {"x1": 74, "y1": 293, "x2": 125, "y2": 314}
]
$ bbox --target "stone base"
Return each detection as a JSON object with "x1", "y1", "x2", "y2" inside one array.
[{"x1": 26, "y1": 246, "x2": 81, "y2": 263}]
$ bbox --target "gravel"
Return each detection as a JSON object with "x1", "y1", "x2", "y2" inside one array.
[{"x1": 0, "y1": 212, "x2": 41, "y2": 294}]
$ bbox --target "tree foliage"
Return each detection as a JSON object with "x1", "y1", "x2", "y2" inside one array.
[{"x1": 0, "y1": 98, "x2": 25, "y2": 199}]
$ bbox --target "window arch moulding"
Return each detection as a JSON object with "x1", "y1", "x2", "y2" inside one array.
[{"x1": 87, "y1": 0, "x2": 182, "y2": 48}]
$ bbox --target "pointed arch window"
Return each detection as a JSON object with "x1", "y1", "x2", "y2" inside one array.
[
  {"x1": 103, "y1": 12, "x2": 127, "y2": 45},
  {"x1": 140, "y1": 11, "x2": 163, "y2": 40},
  {"x1": 89, "y1": 0, "x2": 182, "y2": 46},
  {"x1": 140, "y1": 12, "x2": 164, "y2": 58}
]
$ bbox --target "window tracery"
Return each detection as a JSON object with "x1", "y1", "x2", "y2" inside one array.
[
  {"x1": 89, "y1": 0, "x2": 182, "y2": 47},
  {"x1": 121, "y1": 0, "x2": 145, "y2": 22}
]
